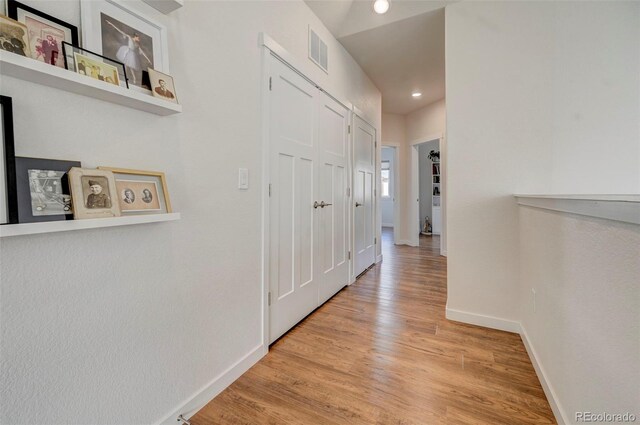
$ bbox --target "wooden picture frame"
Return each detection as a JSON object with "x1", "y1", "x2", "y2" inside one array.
[
  {"x1": 68, "y1": 167, "x2": 121, "y2": 219},
  {"x1": 97, "y1": 167, "x2": 172, "y2": 214},
  {"x1": 8, "y1": 0, "x2": 79, "y2": 68},
  {"x1": 0, "y1": 95, "x2": 18, "y2": 224}
]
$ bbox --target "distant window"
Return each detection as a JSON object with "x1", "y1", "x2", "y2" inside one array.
[{"x1": 381, "y1": 160, "x2": 391, "y2": 198}]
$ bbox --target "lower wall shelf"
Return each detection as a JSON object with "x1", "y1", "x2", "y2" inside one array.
[{"x1": 0, "y1": 213, "x2": 181, "y2": 238}]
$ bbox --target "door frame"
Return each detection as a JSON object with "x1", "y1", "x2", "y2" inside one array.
[
  {"x1": 381, "y1": 143, "x2": 401, "y2": 245},
  {"x1": 260, "y1": 33, "x2": 358, "y2": 349},
  {"x1": 409, "y1": 134, "x2": 445, "y2": 250}
]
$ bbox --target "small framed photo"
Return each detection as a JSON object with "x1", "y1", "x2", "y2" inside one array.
[
  {"x1": 0, "y1": 14, "x2": 30, "y2": 57},
  {"x1": 98, "y1": 167, "x2": 172, "y2": 215},
  {"x1": 1, "y1": 95, "x2": 18, "y2": 225},
  {"x1": 149, "y1": 69, "x2": 178, "y2": 103},
  {"x1": 14, "y1": 157, "x2": 80, "y2": 223},
  {"x1": 7, "y1": 0, "x2": 79, "y2": 68},
  {"x1": 81, "y1": 0, "x2": 169, "y2": 91},
  {"x1": 62, "y1": 42, "x2": 128, "y2": 88},
  {"x1": 68, "y1": 168, "x2": 121, "y2": 219}
]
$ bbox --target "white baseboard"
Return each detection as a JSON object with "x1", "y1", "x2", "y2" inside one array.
[
  {"x1": 440, "y1": 249, "x2": 447, "y2": 257},
  {"x1": 445, "y1": 307, "x2": 520, "y2": 333},
  {"x1": 156, "y1": 343, "x2": 266, "y2": 425},
  {"x1": 396, "y1": 239, "x2": 418, "y2": 247},
  {"x1": 381, "y1": 223, "x2": 394, "y2": 228},
  {"x1": 376, "y1": 254, "x2": 383, "y2": 263},
  {"x1": 519, "y1": 325, "x2": 568, "y2": 425}
]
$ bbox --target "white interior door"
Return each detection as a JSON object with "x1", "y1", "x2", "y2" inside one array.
[
  {"x1": 268, "y1": 55, "x2": 351, "y2": 342},
  {"x1": 353, "y1": 115, "x2": 376, "y2": 277},
  {"x1": 268, "y1": 56, "x2": 319, "y2": 343},
  {"x1": 317, "y1": 93, "x2": 350, "y2": 304}
]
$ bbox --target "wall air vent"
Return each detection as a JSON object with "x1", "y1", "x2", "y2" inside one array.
[{"x1": 309, "y1": 27, "x2": 328, "y2": 73}]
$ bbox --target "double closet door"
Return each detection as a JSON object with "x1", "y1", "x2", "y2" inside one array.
[{"x1": 268, "y1": 54, "x2": 350, "y2": 343}]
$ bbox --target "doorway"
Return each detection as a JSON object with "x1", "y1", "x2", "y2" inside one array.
[
  {"x1": 410, "y1": 138, "x2": 443, "y2": 250},
  {"x1": 380, "y1": 146, "x2": 399, "y2": 244}
]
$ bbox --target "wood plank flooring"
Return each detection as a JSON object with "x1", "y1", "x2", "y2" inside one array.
[{"x1": 191, "y1": 229, "x2": 555, "y2": 424}]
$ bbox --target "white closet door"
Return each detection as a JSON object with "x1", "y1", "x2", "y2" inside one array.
[
  {"x1": 317, "y1": 92, "x2": 350, "y2": 304},
  {"x1": 268, "y1": 56, "x2": 320, "y2": 343},
  {"x1": 353, "y1": 115, "x2": 376, "y2": 277}
]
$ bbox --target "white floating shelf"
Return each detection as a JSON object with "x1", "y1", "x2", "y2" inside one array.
[
  {"x1": 0, "y1": 51, "x2": 182, "y2": 116},
  {"x1": 515, "y1": 194, "x2": 640, "y2": 225},
  {"x1": 0, "y1": 213, "x2": 180, "y2": 238},
  {"x1": 143, "y1": 0, "x2": 184, "y2": 14}
]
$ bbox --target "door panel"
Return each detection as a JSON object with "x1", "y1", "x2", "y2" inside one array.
[
  {"x1": 318, "y1": 93, "x2": 350, "y2": 304},
  {"x1": 269, "y1": 56, "x2": 319, "y2": 343},
  {"x1": 353, "y1": 116, "x2": 376, "y2": 277}
]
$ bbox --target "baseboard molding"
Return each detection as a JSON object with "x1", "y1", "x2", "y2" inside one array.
[
  {"x1": 445, "y1": 307, "x2": 521, "y2": 333},
  {"x1": 440, "y1": 249, "x2": 447, "y2": 257},
  {"x1": 381, "y1": 223, "x2": 394, "y2": 228},
  {"x1": 376, "y1": 254, "x2": 383, "y2": 263},
  {"x1": 519, "y1": 325, "x2": 568, "y2": 425},
  {"x1": 396, "y1": 239, "x2": 418, "y2": 247},
  {"x1": 156, "y1": 343, "x2": 266, "y2": 425}
]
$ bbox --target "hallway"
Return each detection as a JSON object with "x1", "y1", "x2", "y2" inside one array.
[{"x1": 192, "y1": 229, "x2": 555, "y2": 424}]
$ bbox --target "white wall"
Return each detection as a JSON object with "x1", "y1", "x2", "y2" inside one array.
[
  {"x1": 380, "y1": 147, "x2": 395, "y2": 226},
  {"x1": 0, "y1": 1, "x2": 381, "y2": 424},
  {"x1": 446, "y1": 1, "x2": 640, "y2": 421}
]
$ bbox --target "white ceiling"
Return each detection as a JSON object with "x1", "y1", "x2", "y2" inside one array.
[{"x1": 305, "y1": 0, "x2": 450, "y2": 115}]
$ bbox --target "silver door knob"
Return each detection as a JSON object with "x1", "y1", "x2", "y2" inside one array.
[
  {"x1": 320, "y1": 201, "x2": 332, "y2": 208},
  {"x1": 314, "y1": 201, "x2": 320, "y2": 209},
  {"x1": 355, "y1": 202, "x2": 362, "y2": 207}
]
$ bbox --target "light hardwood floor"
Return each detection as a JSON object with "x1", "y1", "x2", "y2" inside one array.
[{"x1": 191, "y1": 229, "x2": 555, "y2": 424}]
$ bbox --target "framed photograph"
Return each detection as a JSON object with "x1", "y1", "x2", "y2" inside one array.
[
  {"x1": 14, "y1": 157, "x2": 80, "y2": 223},
  {"x1": 1, "y1": 95, "x2": 18, "y2": 225},
  {"x1": 98, "y1": 167, "x2": 172, "y2": 215},
  {"x1": 0, "y1": 14, "x2": 30, "y2": 57},
  {"x1": 80, "y1": 0, "x2": 169, "y2": 91},
  {"x1": 68, "y1": 168, "x2": 121, "y2": 219},
  {"x1": 7, "y1": 0, "x2": 79, "y2": 68},
  {"x1": 62, "y1": 42, "x2": 128, "y2": 88},
  {"x1": 148, "y1": 68, "x2": 178, "y2": 103}
]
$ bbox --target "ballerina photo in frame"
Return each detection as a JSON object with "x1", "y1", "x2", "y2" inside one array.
[{"x1": 80, "y1": 0, "x2": 169, "y2": 91}]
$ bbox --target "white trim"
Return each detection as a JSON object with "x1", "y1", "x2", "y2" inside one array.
[
  {"x1": 515, "y1": 195, "x2": 640, "y2": 225},
  {"x1": 519, "y1": 325, "x2": 568, "y2": 425},
  {"x1": 155, "y1": 344, "x2": 266, "y2": 425},
  {"x1": 445, "y1": 307, "x2": 521, "y2": 333},
  {"x1": 260, "y1": 47, "x2": 272, "y2": 350},
  {"x1": 395, "y1": 239, "x2": 418, "y2": 247},
  {"x1": 381, "y1": 223, "x2": 394, "y2": 228},
  {"x1": 376, "y1": 254, "x2": 383, "y2": 263},
  {"x1": 440, "y1": 249, "x2": 447, "y2": 257}
]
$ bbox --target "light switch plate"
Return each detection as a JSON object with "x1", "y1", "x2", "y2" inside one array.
[{"x1": 238, "y1": 168, "x2": 249, "y2": 190}]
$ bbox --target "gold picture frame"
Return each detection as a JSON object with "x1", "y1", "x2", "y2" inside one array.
[
  {"x1": 68, "y1": 167, "x2": 121, "y2": 219},
  {"x1": 97, "y1": 167, "x2": 172, "y2": 214}
]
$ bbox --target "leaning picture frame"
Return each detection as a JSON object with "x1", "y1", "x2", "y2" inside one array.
[
  {"x1": 62, "y1": 42, "x2": 129, "y2": 88},
  {"x1": 97, "y1": 167, "x2": 172, "y2": 215},
  {"x1": 8, "y1": 0, "x2": 79, "y2": 68},
  {"x1": 80, "y1": 0, "x2": 169, "y2": 92},
  {"x1": 0, "y1": 95, "x2": 18, "y2": 225},
  {"x1": 68, "y1": 167, "x2": 121, "y2": 219}
]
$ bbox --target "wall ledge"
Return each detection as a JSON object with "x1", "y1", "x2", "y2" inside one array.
[{"x1": 515, "y1": 194, "x2": 640, "y2": 225}]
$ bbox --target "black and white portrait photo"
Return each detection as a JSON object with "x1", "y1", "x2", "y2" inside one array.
[
  {"x1": 141, "y1": 188, "x2": 153, "y2": 203},
  {"x1": 82, "y1": 176, "x2": 112, "y2": 209},
  {"x1": 122, "y1": 188, "x2": 135, "y2": 204}
]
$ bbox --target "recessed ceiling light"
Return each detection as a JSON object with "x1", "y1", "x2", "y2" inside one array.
[
  {"x1": 412, "y1": 92, "x2": 422, "y2": 98},
  {"x1": 373, "y1": 0, "x2": 390, "y2": 14}
]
